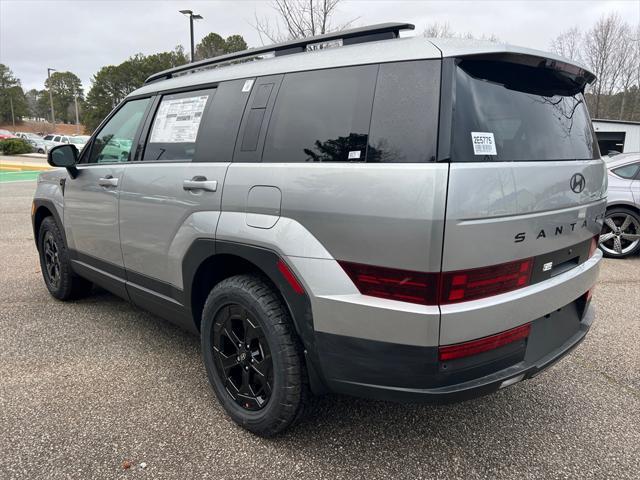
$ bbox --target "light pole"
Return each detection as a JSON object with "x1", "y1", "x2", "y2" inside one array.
[
  {"x1": 179, "y1": 9, "x2": 203, "y2": 62},
  {"x1": 47, "y1": 67, "x2": 56, "y2": 129},
  {"x1": 74, "y1": 96, "x2": 80, "y2": 134}
]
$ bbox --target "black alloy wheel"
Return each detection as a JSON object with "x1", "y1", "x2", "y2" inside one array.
[
  {"x1": 201, "y1": 274, "x2": 310, "y2": 436},
  {"x1": 212, "y1": 303, "x2": 273, "y2": 411},
  {"x1": 42, "y1": 230, "x2": 61, "y2": 289},
  {"x1": 37, "y1": 216, "x2": 93, "y2": 300}
]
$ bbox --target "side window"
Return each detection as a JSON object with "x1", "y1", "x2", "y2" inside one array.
[
  {"x1": 143, "y1": 90, "x2": 214, "y2": 161},
  {"x1": 194, "y1": 79, "x2": 252, "y2": 162},
  {"x1": 613, "y1": 163, "x2": 640, "y2": 179},
  {"x1": 87, "y1": 98, "x2": 151, "y2": 164},
  {"x1": 53, "y1": 136, "x2": 61, "y2": 142},
  {"x1": 44, "y1": 135, "x2": 53, "y2": 141},
  {"x1": 262, "y1": 65, "x2": 378, "y2": 162},
  {"x1": 368, "y1": 60, "x2": 440, "y2": 162}
]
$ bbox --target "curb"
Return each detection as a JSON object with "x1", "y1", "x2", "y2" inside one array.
[{"x1": 0, "y1": 162, "x2": 52, "y2": 172}]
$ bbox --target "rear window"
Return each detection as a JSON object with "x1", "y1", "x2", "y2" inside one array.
[{"x1": 451, "y1": 60, "x2": 597, "y2": 162}]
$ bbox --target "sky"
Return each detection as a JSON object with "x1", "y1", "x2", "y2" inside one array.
[{"x1": 1, "y1": 0, "x2": 639, "y2": 93}]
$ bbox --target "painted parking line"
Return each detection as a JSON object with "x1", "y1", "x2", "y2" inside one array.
[{"x1": 0, "y1": 170, "x2": 42, "y2": 183}]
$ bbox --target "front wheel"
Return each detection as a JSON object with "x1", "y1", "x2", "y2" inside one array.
[
  {"x1": 599, "y1": 208, "x2": 640, "y2": 259},
  {"x1": 37, "y1": 216, "x2": 93, "y2": 299},
  {"x1": 201, "y1": 274, "x2": 310, "y2": 436}
]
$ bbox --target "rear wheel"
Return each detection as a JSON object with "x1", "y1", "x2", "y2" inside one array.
[
  {"x1": 599, "y1": 208, "x2": 640, "y2": 258},
  {"x1": 201, "y1": 274, "x2": 310, "y2": 436},
  {"x1": 38, "y1": 216, "x2": 93, "y2": 299}
]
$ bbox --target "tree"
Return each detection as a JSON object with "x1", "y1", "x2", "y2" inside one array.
[
  {"x1": 224, "y1": 34, "x2": 248, "y2": 53},
  {"x1": 83, "y1": 46, "x2": 188, "y2": 132},
  {"x1": 25, "y1": 89, "x2": 50, "y2": 121},
  {"x1": 44, "y1": 71, "x2": 83, "y2": 123},
  {"x1": 0, "y1": 64, "x2": 29, "y2": 124},
  {"x1": 194, "y1": 33, "x2": 248, "y2": 60},
  {"x1": 253, "y1": 0, "x2": 357, "y2": 43},
  {"x1": 195, "y1": 33, "x2": 227, "y2": 60},
  {"x1": 582, "y1": 13, "x2": 628, "y2": 117},
  {"x1": 550, "y1": 26, "x2": 583, "y2": 62},
  {"x1": 423, "y1": 21, "x2": 499, "y2": 42}
]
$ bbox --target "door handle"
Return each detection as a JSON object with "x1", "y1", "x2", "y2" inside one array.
[
  {"x1": 183, "y1": 176, "x2": 217, "y2": 192},
  {"x1": 98, "y1": 176, "x2": 118, "y2": 187}
]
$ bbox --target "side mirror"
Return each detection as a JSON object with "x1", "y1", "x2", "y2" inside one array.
[{"x1": 48, "y1": 144, "x2": 79, "y2": 178}]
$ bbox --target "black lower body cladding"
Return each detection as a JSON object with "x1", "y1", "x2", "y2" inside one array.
[{"x1": 316, "y1": 298, "x2": 593, "y2": 403}]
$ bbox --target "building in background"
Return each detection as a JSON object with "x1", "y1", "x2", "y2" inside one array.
[{"x1": 593, "y1": 119, "x2": 640, "y2": 155}]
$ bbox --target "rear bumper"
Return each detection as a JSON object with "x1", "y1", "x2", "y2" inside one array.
[{"x1": 318, "y1": 301, "x2": 594, "y2": 403}]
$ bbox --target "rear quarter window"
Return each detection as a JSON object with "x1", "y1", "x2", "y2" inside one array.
[
  {"x1": 612, "y1": 163, "x2": 640, "y2": 179},
  {"x1": 368, "y1": 60, "x2": 440, "y2": 163},
  {"x1": 262, "y1": 65, "x2": 377, "y2": 163}
]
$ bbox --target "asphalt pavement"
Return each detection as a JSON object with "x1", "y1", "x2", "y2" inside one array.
[{"x1": 1, "y1": 180, "x2": 639, "y2": 479}]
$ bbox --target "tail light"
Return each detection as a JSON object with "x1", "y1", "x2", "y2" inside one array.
[
  {"x1": 439, "y1": 258, "x2": 533, "y2": 304},
  {"x1": 338, "y1": 261, "x2": 439, "y2": 305},
  {"x1": 438, "y1": 323, "x2": 532, "y2": 361},
  {"x1": 589, "y1": 235, "x2": 599, "y2": 257},
  {"x1": 585, "y1": 288, "x2": 593, "y2": 302}
]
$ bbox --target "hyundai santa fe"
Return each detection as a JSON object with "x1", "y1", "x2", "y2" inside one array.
[{"x1": 33, "y1": 23, "x2": 606, "y2": 436}]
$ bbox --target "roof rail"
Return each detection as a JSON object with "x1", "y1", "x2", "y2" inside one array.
[{"x1": 144, "y1": 22, "x2": 415, "y2": 84}]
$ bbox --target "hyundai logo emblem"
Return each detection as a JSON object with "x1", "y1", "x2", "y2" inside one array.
[{"x1": 570, "y1": 173, "x2": 586, "y2": 194}]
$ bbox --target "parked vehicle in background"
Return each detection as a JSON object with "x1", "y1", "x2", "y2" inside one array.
[
  {"x1": 0, "y1": 129, "x2": 17, "y2": 140},
  {"x1": 69, "y1": 135, "x2": 90, "y2": 152},
  {"x1": 33, "y1": 23, "x2": 605, "y2": 436},
  {"x1": 42, "y1": 134, "x2": 70, "y2": 152},
  {"x1": 600, "y1": 153, "x2": 640, "y2": 258},
  {"x1": 15, "y1": 132, "x2": 46, "y2": 153}
]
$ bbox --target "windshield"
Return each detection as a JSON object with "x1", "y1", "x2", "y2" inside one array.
[{"x1": 451, "y1": 60, "x2": 598, "y2": 162}]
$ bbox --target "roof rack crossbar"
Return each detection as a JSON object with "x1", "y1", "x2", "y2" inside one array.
[{"x1": 144, "y1": 22, "x2": 415, "y2": 84}]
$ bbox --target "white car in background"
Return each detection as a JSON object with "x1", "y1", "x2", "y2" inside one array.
[
  {"x1": 42, "y1": 134, "x2": 70, "y2": 152},
  {"x1": 69, "y1": 135, "x2": 90, "y2": 153}
]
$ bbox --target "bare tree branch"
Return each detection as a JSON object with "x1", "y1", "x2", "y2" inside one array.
[{"x1": 252, "y1": 0, "x2": 357, "y2": 44}]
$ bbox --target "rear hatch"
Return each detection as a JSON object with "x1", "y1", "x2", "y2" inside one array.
[{"x1": 439, "y1": 53, "x2": 606, "y2": 344}]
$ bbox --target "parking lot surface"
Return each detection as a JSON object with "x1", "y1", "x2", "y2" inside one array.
[{"x1": 1, "y1": 180, "x2": 639, "y2": 479}]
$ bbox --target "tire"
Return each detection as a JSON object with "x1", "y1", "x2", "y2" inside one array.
[
  {"x1": 599, "y1": 207, "x2": 640, "y2": 259},
  {"x1": 37, "y1": 216, "x2": 93, "y2": 300},
  {"x1": 37, "y1": 148, "x2": 45, "y2": 154},
  {"x1": 201, "y1": 274, "x2": 310, "y2": 436}
]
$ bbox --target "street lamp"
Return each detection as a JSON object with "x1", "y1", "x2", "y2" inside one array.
[
  {"x1": 179, "y1": 9, "x2": 203, "y2": 62},
  {"x1": 47, "y1": 68, "x2": 56, "y2": 129}
]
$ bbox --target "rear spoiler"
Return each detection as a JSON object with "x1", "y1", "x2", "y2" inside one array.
[{"x1": 457, "y1": 52, "x2": 595, "y2": 95}]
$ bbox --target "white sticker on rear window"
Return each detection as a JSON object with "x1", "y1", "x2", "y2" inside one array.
[
  {"x1": 471, "y1": 132, "x2": 497, "y2": 155},
  {"x1": 348, "y1": 150, "x2": 361, "y2": 160},
  {"x1": 149, "y1": 95, "x2": 209, "y2": 143}
]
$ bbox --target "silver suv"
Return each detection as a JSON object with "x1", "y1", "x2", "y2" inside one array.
[{"x1": 33, "y1": 24, "x2": 606, "y2": 436}]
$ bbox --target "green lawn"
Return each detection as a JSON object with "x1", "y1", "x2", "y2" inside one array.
[{"x1": 0, "y1": 170, "x2": 42, "y2": 183}]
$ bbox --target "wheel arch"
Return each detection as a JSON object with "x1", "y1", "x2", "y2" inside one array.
[
  {"x1": 605, "y1": 202, "x2": 640, "y2": 216},
  {"x1": 183, "y1": 239, "x2": 328, "y2": 394},
  {"x1": 32, "y1": 199, "x2": 66, "y2": 249}
]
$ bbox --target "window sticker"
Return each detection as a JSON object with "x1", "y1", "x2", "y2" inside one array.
[
  {"x1": 348, "y1": 150, "x2": 361, "y2": 160},
  {"x1": 471, "y1": 132, "x2": 497, "y2": 155},
  {"x1": 149, "y1": 95, "x2": 209, "y2": 143},
  {"x1": 242, "y1": 79, "x2": 255, "y2": 92}
]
